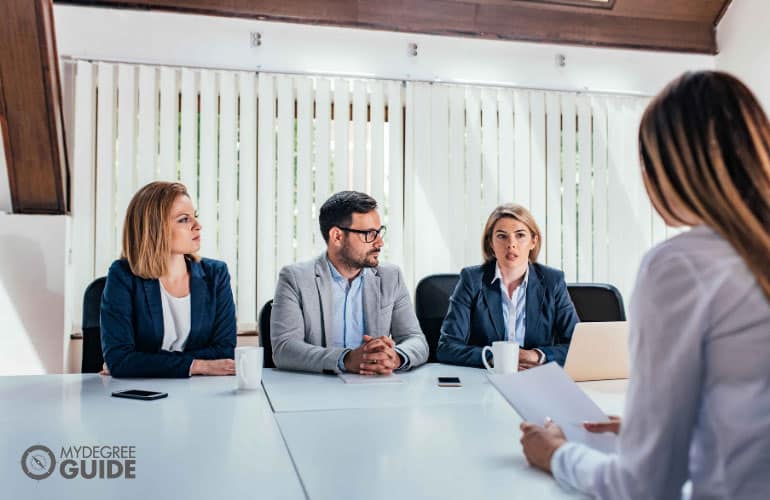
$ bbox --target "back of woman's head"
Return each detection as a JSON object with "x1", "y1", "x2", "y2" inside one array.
[
  {"x1": 639, "y1": 70, "x2": 770, "y2": 301},
  {"x1": 122, "y1": 181, "x2": 194, "y2": 279}
]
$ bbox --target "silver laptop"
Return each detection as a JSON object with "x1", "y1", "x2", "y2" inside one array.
[{"x1": 564, "y1": 321, "x2": 630, "y2": 382}]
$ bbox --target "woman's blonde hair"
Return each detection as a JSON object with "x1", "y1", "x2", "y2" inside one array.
[
  {"x1": 481, "y1": 204, "x2": 542, "y2": 263},
  {"x1": 639, "y1": 71, "x2": 770, "y2": 301},
  {"x1": 121, "y1": 181, "x2": 199, "y2": 279}
]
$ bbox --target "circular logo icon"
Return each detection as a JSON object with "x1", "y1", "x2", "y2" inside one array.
[{"x1": 21, "y1": 445, "x2": 56, "y2": 480}]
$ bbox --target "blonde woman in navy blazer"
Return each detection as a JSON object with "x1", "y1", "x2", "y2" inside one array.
[
  {"x1": 437, "y1": 204, "x2": 578, "y2": 369},
  {"x1": 100, "y1": 182, "x2": 237, "y2": 378}
]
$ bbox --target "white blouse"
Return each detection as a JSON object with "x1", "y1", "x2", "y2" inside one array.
[
  {"x1": 551, "y1": 225, "x2": 770, "y2": 499},
  {"x1": 159, "y1": 282, "x2": 191, "y2": 352}
]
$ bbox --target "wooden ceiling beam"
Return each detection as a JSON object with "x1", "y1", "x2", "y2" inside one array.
[
  {"x1": 0, "y1": 0, "x2": 69, "y2": 213},
  {"x1": 56, "y1": 0, "x2": 720, "y2": 53}
]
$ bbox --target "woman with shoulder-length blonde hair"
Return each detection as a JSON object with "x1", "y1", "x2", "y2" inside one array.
[
  {"x1": 520, "y1": 71, "x2": 770, "y2": 499},
  {"x1": 436, "y1": 203, "x2": 578, "y2": 369},
  {"x1": 101, "y1": 181, "x2": 237, "y2": 378}
]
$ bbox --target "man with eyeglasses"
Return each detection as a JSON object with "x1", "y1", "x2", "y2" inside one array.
[{"x1": 270, "y1": 191, "x2": 429, "y2": 374}]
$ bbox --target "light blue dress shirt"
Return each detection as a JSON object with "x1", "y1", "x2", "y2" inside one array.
[
  {"x1": 492, "y1": 264, "x2": 528, "y2": 345},
  {"x1": 327, "y1": 259, "x2": 366, "y2": 350},
  {"x1": 326, "y1": 258, "x2": 409, "y2": 372}
]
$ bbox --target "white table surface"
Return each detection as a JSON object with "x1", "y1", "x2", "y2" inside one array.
[
  {"x1": 0, "y1": 374, "x2": 306, "y2": 500},
  {"x1": 263, "y1": 363, "x2": 627, "y2": 415},
  {"x1": 266, "y1": 364, "x2": 627, "y2": 500},
  {"x1": 275, "y1": 399, "x2": 584, "y2": 500},
  {"x1": 1, "y1": 368, "x2": 627, "y2": 500},
  {"x1": 262, "y1": 364, "x2": 505, "y2": 413},
  {"x1": 575, "y1": 379, "x2": 628, "y2": 417}
]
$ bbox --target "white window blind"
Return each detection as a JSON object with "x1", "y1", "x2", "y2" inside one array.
[
  {"x1": 69, "y1": 62, "x2": 261, "y2": 331},
  {"x1": 68, "y1": 60, "x2": 673, "y2": 334},
  {"x1": 256, "y1": 74, "x2": 405, "y2": 313},
  {"x1": 69, "y1": 61, "x2": 404, "y2": 332},
  {"x1": 404, "y1": 82, "x2": 676, "y2": 301}
]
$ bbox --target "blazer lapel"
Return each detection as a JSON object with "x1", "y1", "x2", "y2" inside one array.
[
  {"x1": 314, "y1": 254, "x2": 334, "y2": 347},
  {"x1": 362, "y1": 267, "x2": 381, "y2": 338},
  {"x1": 525, "y1": 263, "x2": 545, "y2": 347},
  {"x1": 481, "y1": 262, "x2": 505, "y2": 341},
  {"x1": 188, "y1": 259, "x2": 209, "y2": 342},
  {"x1": 143, "y1": 279, "x2": 164, "y2": 347}
]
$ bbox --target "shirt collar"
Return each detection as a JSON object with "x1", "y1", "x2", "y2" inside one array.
[
  {"x1": 326, "y1": 254, "x2": 365, "y2": 284},
  {"x1": 492, "y1": 262, "x2": 529, "y2": 290}
]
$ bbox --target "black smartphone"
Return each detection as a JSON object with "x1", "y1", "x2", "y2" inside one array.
[
  {"x1": 437, "y1": 377, "x2": 462, "y2": 387},
  {"x1": 111, "y1": 389, "x2": 168, "y2": 401}
]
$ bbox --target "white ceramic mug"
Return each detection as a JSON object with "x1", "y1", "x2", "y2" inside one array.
[
  {"x1": 235, "y1": 346, "x2": 264, "y2": 390},
  {"x1": 481, "y1": 341, "x2": 519, "y2": 374}
]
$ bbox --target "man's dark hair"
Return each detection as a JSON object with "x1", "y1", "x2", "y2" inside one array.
[{"x1": 319, "y1": 191, "x2": 378, "y2": 243}]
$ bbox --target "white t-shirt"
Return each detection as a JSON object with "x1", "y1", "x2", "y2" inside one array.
[{"x1": 159, "y1": 282, "x2": 191, "y2": 352}]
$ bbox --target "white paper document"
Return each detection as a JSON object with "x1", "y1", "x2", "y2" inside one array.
[
  {"x1": 338, "y1": 373, "x2": 404, "y2": 384},
  {"x1": 488, "y1": 362, "x2": 618, "y2": 453}
]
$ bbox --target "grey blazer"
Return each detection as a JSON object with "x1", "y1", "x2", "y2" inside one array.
[{"x1": 270, "y1": 253, "x2": 429, "y2": 373}]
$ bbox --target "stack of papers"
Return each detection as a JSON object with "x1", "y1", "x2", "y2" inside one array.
[{"x1": 488, "y1": 362, "x2": 618, "y2": 453}]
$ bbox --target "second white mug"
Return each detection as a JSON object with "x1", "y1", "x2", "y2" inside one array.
[
  {"x1": 235, "y1": 346, "x2": 264, "y2": 390},
  {"x1": 481, "y1": 341, "x2": 519, "y2": 374}
]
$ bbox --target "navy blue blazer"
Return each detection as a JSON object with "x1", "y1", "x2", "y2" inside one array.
[
  {"x1": 436, "y1": 260, "x2": 578, "y2": 367},
  {"x1": 100, "y1": 258, "x2": 237, "y2": 378}
]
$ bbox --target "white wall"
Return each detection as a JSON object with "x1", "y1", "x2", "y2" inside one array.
[
  {"x1": 0, "y1": 214, "x2": 71, "y2": 375},
  {"x1": 53, "y1": 5, "x2": 713, "y2": 97},
  {"x1": 716, "y1": 0, "x2": 770, "y2": 112}
]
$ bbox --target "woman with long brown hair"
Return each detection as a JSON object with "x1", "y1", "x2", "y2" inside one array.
[
  {"x1": 101, "y1": 182, "x2": 237, "y2": 378},
  {"x1": 519, "y1": 71, "x2": 770, "y2": 498}
]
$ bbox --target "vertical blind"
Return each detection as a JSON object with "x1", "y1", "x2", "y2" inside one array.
[
  {"x1": 68, "y1": 60, "x2": 674, "y2": 333},
  {"x1": 404, "y1": 82, "x2": 676, "y2": 302}
]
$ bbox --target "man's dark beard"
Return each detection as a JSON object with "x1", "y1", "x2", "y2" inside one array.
[{"x1": 339, "y1": 243, "x2": 379, "y2": 270}]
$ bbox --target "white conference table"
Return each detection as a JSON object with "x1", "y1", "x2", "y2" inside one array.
[
  {"x1": 262, "y1": 364, "x2": 504, "y2": 412},
  {"x1": 262, "y1": 364, "x2": 626, "y2": 415},
  {"x1": 264, "y1": 364, "x2": 627, "y2": 500},
  {"x1": 0, "y1": 374, "x2": 305, "y2": 500},
  {"x1": 2, "y1": 364, "x2": 627, "y2": 500}
]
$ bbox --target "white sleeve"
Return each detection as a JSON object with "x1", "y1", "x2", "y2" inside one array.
[
  {"x1": 551, "y1": 442, "x2": 613, "y2": 493},
  {"x1": 551, "y1": 249, "x2": 706, "y2": 499}
]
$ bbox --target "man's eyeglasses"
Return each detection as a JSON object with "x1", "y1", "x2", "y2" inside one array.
[{"x1": 337, "y1": 225, "x2": 387, "y2": 243}]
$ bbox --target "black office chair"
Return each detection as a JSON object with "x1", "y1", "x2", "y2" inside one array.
[
  {"x1": 414, "y1": 274, "x2": 460, "y2": 362},
  {"x1": 81, "y1": 277, "x2": 107, "y2": 373},
  {"x1": 258, "y1": 300, "x2": 275, "y2": 368},
  {"x1": 566, "y1": 283, "x2": 626, "y2": 322}
]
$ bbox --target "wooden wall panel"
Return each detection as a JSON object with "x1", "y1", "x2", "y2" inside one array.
[
  {"x1": 56, "y1": 0, "x2": 729, "y2": 53},
  {"x1": 475, "y1": 0, "x2": 727, "y2": 23},
  {"x1": 0, "y1": 0, "x2": 69, "y2": 213}
]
